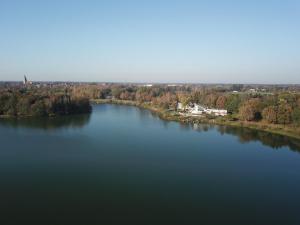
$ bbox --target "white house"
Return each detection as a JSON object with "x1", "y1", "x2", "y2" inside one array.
[
  {"x1": 177, "y1": 102, "x2": 184, "y2": 110},
  {"x1": 205, "y1": 108, "x2": 227, "y2": 116},
  {"x1": 190, "y1": 104, "x2": 206, "y2": 115},
  {"x1": 177, "y1": 102, "x2": 227, "y2": 116}
]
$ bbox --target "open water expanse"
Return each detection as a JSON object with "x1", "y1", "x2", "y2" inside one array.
[{"x1": 0, "y1": 104, "x2": 300, "y2": 225}]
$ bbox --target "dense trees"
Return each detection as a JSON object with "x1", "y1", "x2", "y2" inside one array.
[
  {"x1": 262, "y1": 106, "x2": 278, "y2": 124},
  {"x1": 216, "y1": 96, "x2": 227, "y2": 109},
  {"x1": 239, "y1": 98, "x2": 262, "y2": 121},
  {"x1": 1, "y1": 83, "x2": 300, "y2": 128},
  {"x1": 292, "y1": 108, "x2": 300, "y2": 125},
  {"x1": 88, "y1": 85, "x2": 299, "y2": 126},
  {"x1": 0, "y1": 88, "x2": 91, "y2": 117},
  {"x1": 152, "y1": 92, "x2": 177, "y2": 109},
  {"x1": 261, "y1": 101, "x2": 294, "y2": 125},
  {"x1": 277, "y1": 103, "x2": 293, "y2": 125},
  {"x1": 225, "y1": 94, "x2": 241, "y2": 113}
]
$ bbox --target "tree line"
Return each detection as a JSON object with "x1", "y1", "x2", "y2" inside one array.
[
  {"x1": 0, "y1": 87, "x2": 91, "y2": 117},
  {"x1": 69, "y1": 83, "x2": 300, "y2": 126},
  {"x1": 1, "y1": 83, "x2": 300, "y2": 126}
]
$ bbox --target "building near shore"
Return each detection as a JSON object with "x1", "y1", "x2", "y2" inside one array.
[{"x1": 177, "y1": 102, "x2": 227, "y2": 116}]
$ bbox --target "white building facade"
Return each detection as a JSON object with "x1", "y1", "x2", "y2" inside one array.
[{"x1": 177, "y1": 102, "x2": 227, "y2": 116}]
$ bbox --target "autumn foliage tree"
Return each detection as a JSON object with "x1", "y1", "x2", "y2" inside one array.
[
  {"x1": 216, "y1": 96, "x2": 227, "y2": 109},
  {"x1": 262, "y1": 106, "x2": 278, "y2": 124},
  {"x1": 239, "y1": 98, "x2": 262, "y2": 121},
  {"x1": 277, "y1": 103, "x2": 293, "y2": 125},
  {"x1": 204, "y1": 94, "x2": 218, "y2": 108},
  {"x1": 0, "y1": 89, "x2": 91, "y2": 117},
  {"x1": 152, "y1": 92, "x2": 177, "y2": 109}
]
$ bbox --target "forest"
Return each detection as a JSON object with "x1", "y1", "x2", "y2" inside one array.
[{"x1": 0, "y1": 86, "x2": 91, "y2": 117}]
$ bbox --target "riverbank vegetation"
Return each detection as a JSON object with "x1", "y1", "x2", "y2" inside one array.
[
  {"x1": 72, "y1": 83, "x2": 300, "y2": 139},
  {"x1": 0, "y1": 87, "x2": 91, "y2": 117},
  {"x1": 1, "y1": 82, "x2": 300, "y2": 138}
]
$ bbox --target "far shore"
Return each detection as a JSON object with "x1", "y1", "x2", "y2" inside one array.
[{"x1": 91, "y1": 99, "x2": 300, "y2": 140}]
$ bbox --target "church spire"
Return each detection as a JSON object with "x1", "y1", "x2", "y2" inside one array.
[{"x1": 24, "y1": 75, "x2": 28, "y2": 85}]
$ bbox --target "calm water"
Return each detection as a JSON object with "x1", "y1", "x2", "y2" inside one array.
[{"x1": 1, "y1": 104, "x2": 300, "y2": 225}]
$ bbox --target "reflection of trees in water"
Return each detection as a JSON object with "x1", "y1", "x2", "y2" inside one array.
[
  {"x1": 183, "y1": 123, "x2": 215, "y2": 133},
  {"x1": 191, "y1": 123, "x2": 300, "y2": 152},
  {"x1": 0, "y1": 114, "x2": 91, "y2": 130},
  {"x1": 220, "y1": 126, "x2": 300, "y2": 152}
]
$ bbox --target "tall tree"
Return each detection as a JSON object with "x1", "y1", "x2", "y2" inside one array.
[
  {"x1": 262, "y1": 106, "x2": 277, "y2": 124},
  {"x1": 239, "y1": 98, "x2": 262, "y2": 121},
  {"x1": 216, "y1": 96, "x2": 227, "y2": 109},
  {"x1": 292, "y1": 108, "x2": 300, "y2": 125},
  {"x1": 277, "y1": 103, "x2": 293, "y2": 125},
  {"x1": 225, "y1": 95, "x2": 241, "y2": 113}
]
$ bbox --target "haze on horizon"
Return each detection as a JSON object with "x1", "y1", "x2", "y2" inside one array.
[{"x1": 0, "y1": 0, "x2": 299, "y2": 84}]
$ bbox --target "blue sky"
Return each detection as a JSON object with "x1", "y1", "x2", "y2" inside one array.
[{"x1": 0, "y1": 0, "x2": 299, "y2": 83}]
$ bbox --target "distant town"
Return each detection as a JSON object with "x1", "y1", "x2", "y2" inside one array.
[{"x1": 2, "y1": 76, "x2": 300, "y2": 92}]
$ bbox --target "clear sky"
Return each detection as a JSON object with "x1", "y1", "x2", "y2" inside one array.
[{"x1": 0, "y1": 0, "x2": 299, "y2": 83}]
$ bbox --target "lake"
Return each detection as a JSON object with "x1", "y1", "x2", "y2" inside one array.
[{"x1": 0, "y1": 104, "x2": 300, "y2": 225}]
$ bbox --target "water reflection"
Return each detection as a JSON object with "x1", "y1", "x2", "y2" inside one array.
[
  {"x1": 190, "y1": 123, "x2": 300, "y2": 152},
  {"x1": 1, "y1": 104, "x2": 300, "y2": 152},
  {"x1": 0, "y1": 114, "x2": 91, "y2": 130},
  {"x1": 134, "y1": 106, "x2": 300, "y2": 152}
]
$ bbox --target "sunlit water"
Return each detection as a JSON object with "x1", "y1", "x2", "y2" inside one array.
[{"x1": 0, "y1": 104, "x2": 300, "y2": 225}]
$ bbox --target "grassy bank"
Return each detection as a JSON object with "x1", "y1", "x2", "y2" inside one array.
[{"x1": 91, "y1": 99, "x2": 300, "y2": 140}]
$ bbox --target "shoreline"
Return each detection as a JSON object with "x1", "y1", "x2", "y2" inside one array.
[{"x1": 91, "y1": 99, "x2": 300, "y2": 140}]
